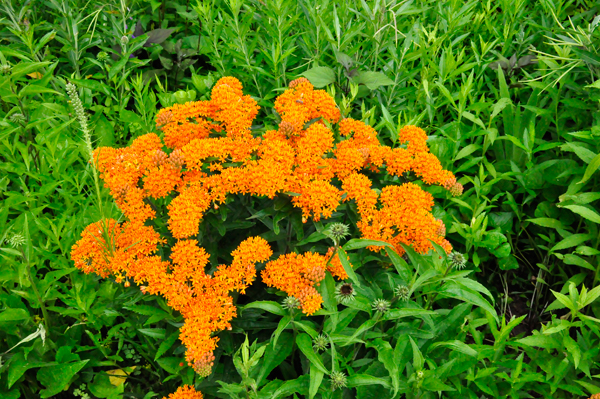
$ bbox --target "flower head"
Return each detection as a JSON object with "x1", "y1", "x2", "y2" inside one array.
[
  {"x1": 335, "y1": 282, "x2": 356, "y2": 305},
  {"x1": 7, "y1": 233, "x2": 26, "y2": 248},
  {"x1": 449, "y1": 251, "x2": 467, "y2": 269},
  {"x1": 0, "y1": 64, "x2": 12, "y2": 75},
  {"x1": 371, "y1": 298, "x2": 391, "y2": 313},
  {"x1": 330, "y1": 371, "x2": 347, "y2": 391},
  {"x1": 9, "y1": 113, "x2": 26, "y2": 124},
  {"x1": 394, "y1": 285, "x2": 410, "y2": 301},
  {"x1": 282, "y1": 296, "x2": 301, "y2": 310},
  {"x1": 324, "y1": 223, "x2": 350, "y2": 246},
  {"x1": 312, "y1": 334, "x2": 329, "y2": 352}
]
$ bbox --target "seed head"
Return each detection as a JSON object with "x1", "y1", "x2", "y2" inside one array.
[
  {"x1": 0, "y1": 64, "x2": 12, "y2": 75},
  {"x1": 324, "y1": 223, "x2": 350, "y2": 246},
  {"x1": 450, "y1": 182, "x2": 464, "y2": 197},
  {"x1": 448, "y1": 251, "x2": 467, "y2": 269},
  {"x1": 97, "y1": 51, "x2": 109, "y2": 62},
  {"x1": 394, "y1": 285, "x2": 410, "y2": 301},
  {"x1": 282, "y1": 296, "x2": 301, "y2": 310},
  {"x1": 8, "y1": 233, "x2": 26, "y2": 248},
  {"x1": 120, "y1": 35, "x2": 129, "y2": 46},
  {"x1": 312, "y1": 334, "x2": 329, "y2": 352},
  {"x1": 330, "y1": 371, "x2": 347, "y2": 391},
  {"x1": 335, "y1": 282, "x2": 356, "y2": 305},
  {"x1": 9, "y1": 113, "x2": 26, "y2": 124},
  {"x1": 371, "y1": 298, "x2": 391, "y2": 313}
]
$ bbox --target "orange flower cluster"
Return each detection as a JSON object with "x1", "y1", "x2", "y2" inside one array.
[
  {"x1": 71, "y1": 76, "x2": 460, "y2": 395},
  {"x1": 262, "y1": 252, "x2": 328, "y2": 315},
  {"x1": 163, "y1": 385, "x2": 203, "y2": 399},
  {"x1": 72, "y1": 223, "x2": 272, "y2": 373}
]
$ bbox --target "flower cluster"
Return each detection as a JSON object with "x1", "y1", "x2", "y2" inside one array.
[
  {"x1": 71, "y1": 77, "x2": 459, "y2": 393},
  {"x1": 163, "y1": 385, "x2": 203, "y2": 399}
]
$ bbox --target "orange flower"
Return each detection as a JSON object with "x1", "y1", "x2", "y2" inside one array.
[
  {"x1": 262, "y1": 252, "x2": 328, "y2": 315},
  {"x1": 163, "y1": 385, "x2": 203, "y2": 399},
  {"x1": 72, "y1": 76, "x2": 460, "y2": 399}
]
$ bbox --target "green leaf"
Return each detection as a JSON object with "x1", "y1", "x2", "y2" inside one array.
[
  {"x1": 20, "y1": 84, "x2": 61, "y2": 97},
  {"x1": 343, "y1": 238, "x2": 392, "y2": 251},
  {"x1": 352, "y1": 71, "x2": 395, "y2": 90},
  {"x1": 37, "y1": 360, "x2": 89, "y2": 398},
  {"x1": 309, "y1": 364, "x2": 324, "y2": 399},
  {"x1": 563, "y1": 205, "x2": 600, "y2": 224},
  {"x1": 563, "y1": 334, "x2": 581, "y2": 369},
  {"x1": 0, "y1": 308, "x2": 29, "y2": 322},
  {"x1": 272, "y1": 316, "x2": 292, "y2": 347},
  {"x1": 154, "y1": 330, "x2": 180, "y2": 361},
  {"x1": 453, "y1": 144, "x2": 481, "y2": 161},
  {"x1": 347, "y1": 374, "x2": 392, "y2": 388},
  {"x1": 438, "y1": 281, "x2": 498, "y2": 323},
  {"x1": 385, "y1": 247, "x2": 412, "y2": 282},
  {"x1": 7, "y1": 352, "x2": 46, "y2": 389},
  {"x1": 526, "y1": 218, "x2": 564, "y2": 229},
  {"x1": 336, "y1": 247, "x2": 360, "y2": 287},
  {"x1": 271, "y1": 375, "x2": 309, "y2": 398},
  {"x1": 257, "y1": 332, "x2": 294, "y2": 386},
  {"x1": 578, "y1": 153, "x2": 600, "y2": 184},
  {"x1": 428, "y1": 340, "x2": 477, "y2": 357},
  {"x1": 296, "y1": 334, "x2": 329, "y2": 374},
  {"x1": 240, "y1": 301, "x2": 286, "y2": 316},
  {"x1": 108, "y1": 56, "x2": 129, "y2": 80},
  {"x1": 301, "y1": 67, "x2": 336, "y2": 88},
  {"x1": 69, "y1": 77, "x2": 112, "y2": 97},
  {"x1": 517, "y1": 333, "x2": 561, "y2": 349},
  {"x1": 382, "y1": 308, "x2": 437, "y2": 321},
  {"x1": 550, "y1": 289, "x2": 575, "y2": 312},
  {"x1": 10, "y1": 61, "x2": 51, "y2": 80},
  {"x1": 137, "y1": 328, "x2": 165, "y2": 339},
  {"x1": 409, "y1": 335, "x2": 424, "y2": 372},
  {"x1": 550, "y1": 234, "x2": 592, "y2": 252}
]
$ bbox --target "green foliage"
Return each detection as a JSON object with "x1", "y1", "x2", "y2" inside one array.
[{"x1": 1, "y1": 0, "x2": 600, "y2": 397}]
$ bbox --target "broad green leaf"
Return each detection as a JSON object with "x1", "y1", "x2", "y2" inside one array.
[
  {"x1": 296, "y1": 334, "x2": 329, "y2": 374},
  {"x1": 0, "y1": 308, "x2": 29, "y2": 322},
  {"x1": 37, "y1": 360, "x2": 89, "y2": 398},
  {"x1": 7, "y1": 352, "x2": 46, "y2": 389},
  {"x1": 352, "y1": 71, "x2": 394, "y2": 90},
  {"x1": 301, "y1": 66, "x2": 336, "y2": 88}
]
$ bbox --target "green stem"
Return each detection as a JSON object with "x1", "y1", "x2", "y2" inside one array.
[{"x1": 22, "y1": 248, "x2": 51, "y2": 334}]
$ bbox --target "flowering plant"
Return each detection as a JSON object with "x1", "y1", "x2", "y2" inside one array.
[{"x1": 71, "y1": 76, "x2": 461, "y2": 397}]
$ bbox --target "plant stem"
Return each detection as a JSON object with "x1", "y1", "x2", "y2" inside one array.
[{"x1": 22, "y1": 248, "x2": 51, "y2": 334}]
